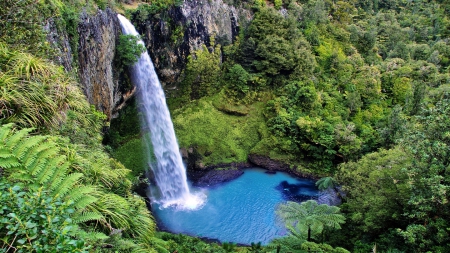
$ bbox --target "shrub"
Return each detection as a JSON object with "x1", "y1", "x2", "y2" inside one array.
[{"x1": 116, "y1": 35, "x2": 146, "y2": 66}]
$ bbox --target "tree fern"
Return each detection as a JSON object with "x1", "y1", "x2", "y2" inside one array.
[{"x1": 277, "y1": 200, "x2": 345, "y2": 241}]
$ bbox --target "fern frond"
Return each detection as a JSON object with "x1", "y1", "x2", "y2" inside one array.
[
  {"x1": 36, "y1": 156, "x2": 66, "y2": 184},
  {"x1": 92, "y1": 193, "x2": 131, "y2": 230},
  {"x1": 51, "y1": 173, "x2": 83, "y2": 199},
  {"x1": 48, "y1": 161, "x2": 70, "y2": 190},
  {"x1": 0, "y1": 156, "x2": 20, "y2": 169},
  {"x1": 6, "y1": 128, "x2": 34, "y2": 150},
  {"x1": 73, "y1": 211, "x2": 104, "y2": 224},
  {"x1": 0, "y1": 123, "x2": 14, "y2": 142},
  {"x1": 23, "y1": 142, "x2": 53, "y2": 170},
  {"x1": 83, "y1": 231, "x2": 109, "y2": 241},
  {"x1": 35, "y1": 144, "x2": 59, "y2": 161},
  {"x1": 13, "y1": 135, "x2": 46, "y2": 160},
  {"x1": 0, "y1": 148, "x2": 14, "y2": 158},
  {"x1": 72, "y1": 193, "x2": 97, "y2": 210},
  {"x1": 36, "y1": 160, "x2": 58, "y2": 185},
  {"x1": 8, "y1": 173, "x2": 33, "y2": 183},
  {"x1": 28, "y1": 157, "x2": 47, "y2": 176}
]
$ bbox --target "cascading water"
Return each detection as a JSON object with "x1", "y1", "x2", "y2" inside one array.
[{"x1": 117, "y1": 14, "x2": 204, "y2": 209}]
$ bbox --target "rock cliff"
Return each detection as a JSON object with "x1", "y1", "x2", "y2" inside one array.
[
  {"x1": 51, "y1": 0, "x2": 251, "y2": 119},
  {"x1": 77, "y1": 8, "x2": 134, "y2": 120},
  {"x1": 44, "y1": 18, "x2": 73, "y2": 72},
  {"x1": 134, "y1": 0, "x2": 252, "y2": 86}
]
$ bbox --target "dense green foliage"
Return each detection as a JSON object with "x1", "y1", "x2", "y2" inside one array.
[
  {"x1": 0, "y1": 181, "x2": 88, "y2": 252},
  {"x1": 172, "y1": 98, "x2": 263, "y2": 165},
  {"x1": 4, "y1": 0, "x2": 450, "y2": 251},
  {"x1": 162, "y1": 0, "x2": 450, "y2": 251},
  {"x1": 277, "y1": 200, "x2": 345, "y2": 242},
  {"x1": 116, "y1": 35, "x2": 146, "y2": 66}
]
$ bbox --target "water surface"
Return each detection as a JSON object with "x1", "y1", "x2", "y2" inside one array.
[{"x1": 152, "y1": 168, "x2": 318, "y2": 244}]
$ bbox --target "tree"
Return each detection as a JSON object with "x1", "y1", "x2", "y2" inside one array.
[
  {"x1": 316, "y1": 177, "x2": 338, "y2": 191},
  {"x1": 116, "y1": 35, "x2": 146, "y2": 66},
  {"x1": 183, "y1": 41, "x2": 221, "y2": 99},
  {"x1": 277, "y1": 200, "x2": 345, "y2": 241},
  {"x1": 336, "y1": 147, "x2": 411, "y2": 236},
  {"x1": 398, "y1": 98, "x2": 450, "y2": 251}
]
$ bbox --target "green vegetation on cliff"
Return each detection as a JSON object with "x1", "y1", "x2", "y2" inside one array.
[
  {"x1": 3, "y1": 0, "x2": 450, "y2": 251},
  {"x1": 162, "y1": 0, "x2": 450, "y2": 251}
]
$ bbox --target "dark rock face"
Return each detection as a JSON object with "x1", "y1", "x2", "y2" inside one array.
[
  {"x1": 248, "y1": 154, "x2": 318, "y2": 179},
  {"x1": 192, "y1": 169, "x2": 244, "y2": 187},
  {"x1": 77, "y1": 8, "x2": 133, "y2": 120},
  {"x1": 135, "y1": 0, "x2": 252, "y2": 87},
  {"x1": 44, "y1": 18, "x2": 73, "y2": 72}
]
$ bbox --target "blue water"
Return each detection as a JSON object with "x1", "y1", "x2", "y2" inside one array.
[{"x1": 151, "y1": 168, "x2": 318, "y2": 245}]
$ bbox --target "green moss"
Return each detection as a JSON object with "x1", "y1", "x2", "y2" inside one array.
[
  {"x1": 104, "y1": 98, "x2": 141, "y2": 149},
  {"x1": 171, "y1": 97, "x2": 264, "y2": 166},
  {"x1": 112, "y1": 138, "x2": 147, "y2": 178}
]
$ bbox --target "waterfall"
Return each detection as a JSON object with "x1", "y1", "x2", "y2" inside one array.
[{"x1": 117, "y1": 14, "x2": 204, "y2": 209}]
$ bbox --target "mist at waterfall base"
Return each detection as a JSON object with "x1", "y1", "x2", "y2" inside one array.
[
  {"x1": 152, "y1": 168, "x2": 319, "y2": 245},
  {"x1": 117, "y1": 15, "x2": 205, "y2": 209}
]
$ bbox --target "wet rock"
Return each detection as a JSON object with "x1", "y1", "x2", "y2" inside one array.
[
  {"x1": 248, "y1": 154, "x2": 318, "y2": 179},
  {"x1": 193, "y1": 169, "x2": 244, "y2": 187}
]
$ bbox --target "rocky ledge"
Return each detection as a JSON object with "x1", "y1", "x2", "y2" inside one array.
[
  {"x1": 248, "y1": 154, "x2": 319, "y2": 180},
  {"x1": 190, "y1": 169, "x2": 244, "y2": 187}
]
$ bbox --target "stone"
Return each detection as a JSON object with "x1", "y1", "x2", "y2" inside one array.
[
  {"x1": 44, "y1": 18, "x2": 73, "y2": 72},
  {"x1": 193, "y1": 169, "x2": 244, "y2": 187},
  {"x1": 77, "y1": 8, "x2": 132, "y2": 120},
  {"x1": 136, "y1": 0, "x2": 253, "y2": 86}
]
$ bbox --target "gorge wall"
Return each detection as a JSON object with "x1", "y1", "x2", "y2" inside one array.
[
  {"x1": 77, "y1": 8, "x2": 134, "y2": 120},
  {"x1": 132, "y1": 0, "x2": 252, "y2": 87},
  {"x1": 48, "y1": 1, "x2": 251, "y2": 120}
]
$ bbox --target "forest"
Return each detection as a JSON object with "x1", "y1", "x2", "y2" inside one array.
[{"x1": 1, "y1": 0, "x2": 450, "y2": 252}]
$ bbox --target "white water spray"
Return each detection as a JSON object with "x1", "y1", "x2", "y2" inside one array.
[{"x1": 117, "y1": 15, "x2": 204, "y2": 209}]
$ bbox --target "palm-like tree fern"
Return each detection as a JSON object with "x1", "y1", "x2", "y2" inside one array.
[
  {"x1": 277, "y1": 200, "x2": 345, "y2": 241},
  {"x1": 315, "y1": 177, "x2": 338, "y2": 191}
]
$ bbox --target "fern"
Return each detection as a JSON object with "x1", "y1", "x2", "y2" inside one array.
[
  {"x1": 0, "y1": 156, "x2": 20, "y2": 169},
  {"x1": 47, "y1": 160, "x2": 70, "y2": 188},
  {"x1": 74, "y1": 211, "x2": 104, "y2": 224},
  {"x1": 23, "y1": 142, "x2": 48, "y2": 169},
  {"x1": 36, "y1": 155, "x2": 65, "y2": 183},
  {"x1": 0, "y1": 147, "x2": 14, "y2": 158},
  {"x1": 51, "y1": 173, "x2": 83, "y2": 199},
  {"x1": 0, "y1": 123, "x2": 14, "y2": 141},
  {"x1": 13, "y1": 135, "x2": 46, "y2": 160},
  {"x1": 73, "y1": 195, "x2": 98, "y2": 210},
  {"x1": 4, "y1": 127, "x2": 33, "y2": 150}
]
